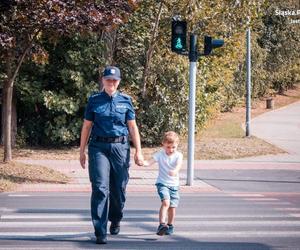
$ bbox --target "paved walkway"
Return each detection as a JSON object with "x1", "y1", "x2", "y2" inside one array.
[
  {"x1": 15, "y1": 101, "x2": 300, "y2": 193},
  {"x1": 251, "y1": 101, "x2": 300, "y2": 156},
  {"x1": 15, "y1": 159, "x2": 219, "y2": 193}
]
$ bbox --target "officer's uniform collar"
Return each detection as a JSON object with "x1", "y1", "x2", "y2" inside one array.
[{"x1": 103, "y1": 90, "x2": 119, "y2": 98}]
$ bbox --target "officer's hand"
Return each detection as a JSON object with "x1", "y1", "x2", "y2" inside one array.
[
  {"x1": 134, "y1": 152, "x2": 144, "y2": 166},
  {"x1": 80, "y1": 152, "x2": 86, "y2": 169}
]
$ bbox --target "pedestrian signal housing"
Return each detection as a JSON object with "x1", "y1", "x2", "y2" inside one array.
[{"x1": 171, "y1": 20, "x2": 187, "y2": 54}]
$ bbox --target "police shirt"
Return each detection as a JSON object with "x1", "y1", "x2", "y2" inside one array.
[{"x1": 84, "y1": 91, "x2": 135, "y2": 137}]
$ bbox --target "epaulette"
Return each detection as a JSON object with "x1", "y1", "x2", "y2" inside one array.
[{"x1": 89, "y1": 91, "x2": 102, "y2": 98}]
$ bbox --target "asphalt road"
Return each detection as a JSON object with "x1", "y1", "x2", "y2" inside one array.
[
  {"x1": 1, "y1": 167, "x2": 300, "y2": 250},
  {"x1": 197, "y1": 168, "x2": 300, "y2": 193}
]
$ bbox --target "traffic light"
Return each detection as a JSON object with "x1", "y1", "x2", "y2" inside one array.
[
  {"x1": 171, "y1": 20, "x2": 187, "y2": 54},
  {"x1": 204, "y1": 36, "x2": 224, "y2": 55}
]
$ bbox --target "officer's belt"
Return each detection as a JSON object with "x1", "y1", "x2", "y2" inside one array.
[{"x1": 94, "y1": 136, "x2": 127, "y2": 143}]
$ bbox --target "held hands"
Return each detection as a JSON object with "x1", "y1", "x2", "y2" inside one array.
[
  {"x1": 142, "y1": 159, "x2": 156, "y2": 167},
  {"x1": 143, "y1": 160, "x2": 150, "y2": 167}
]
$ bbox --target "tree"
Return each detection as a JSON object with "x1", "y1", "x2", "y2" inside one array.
[
  {"x1": 114, "y1": 0, "x2": 266, "y2": 143},
  {"x1": 0, "y1": 0, "x2": 138, "y2": 162},
  {"x1": 257, "y1": 0, "x2": 300, "y2": 93},
  {"x1": 16, "y1": 34, "x2": 106, "y2": 146}
]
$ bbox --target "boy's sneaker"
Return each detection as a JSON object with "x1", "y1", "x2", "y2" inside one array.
[
  {"x1": 156, "y1": 223, "x2": 168, "y2": 236},
  {"x1": 166, "y1": 224, "x2": 174, "y2": 235}
]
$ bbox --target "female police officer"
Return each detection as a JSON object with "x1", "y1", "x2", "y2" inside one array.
[{"x1": 79, "y1": 66, "x2": 144, "y2": 244}]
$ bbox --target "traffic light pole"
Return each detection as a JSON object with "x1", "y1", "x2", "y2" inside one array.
[
  {"x1": 246, "y1": 28, "x2": 251, "y2": 137},
  {"x1": 187, "y1": 34, "x2": 198, "y2": 186},
  {"x1": 171, "y1": 19, "x2": 224, "y2": 186}
]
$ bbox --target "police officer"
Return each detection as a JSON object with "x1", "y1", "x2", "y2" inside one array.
[{"x1": 79, "y1": 66, "x2": 144, "y2": 244}]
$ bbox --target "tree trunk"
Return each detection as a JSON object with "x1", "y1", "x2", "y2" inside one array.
[
  {"x1": 2, "y1": 40, "x2": 33, "y2": 162},
  {"x1": 1, "y1": 92, "x2": 4, "y2": 145},
  {"x1": 103, "y1": 30, "x2": 118, "y2": 65},
  {"x1": 3, "y1": 78, "x2": 13, "y2": 162},
  {"x1": 11, "y1": 91, "x2": 17, "y2": 148},
  {"x1": 141, "y1": 1, "x2": 163, "y2": 98},
  {"x1": 2, "y1": 96, "x2": 18, "y2": 147}
]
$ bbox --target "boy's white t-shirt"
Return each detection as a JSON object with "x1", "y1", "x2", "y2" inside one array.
[{"x1": 153, "y1": 149, "x2": 183, "y2": 187}]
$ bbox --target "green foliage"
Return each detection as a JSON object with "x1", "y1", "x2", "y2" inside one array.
[
  {"x1": 114, "y1": 0, "x2": 264, "y2": 144},
  {"x1": 137, "y1": 55, "x2": 190, "y2": 144},
  {"x1": 8, "y1": 0, "x2": 300, "y2": 147},
  {"x1": 256, "y1": 1, "x2": 300, "y2": 93},
  {"x1": 16, "y1": 34, "x2": 105, "y2": 146}
]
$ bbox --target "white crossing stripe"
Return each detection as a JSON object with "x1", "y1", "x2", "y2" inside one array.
[
  {"x1": 1, "y1": 214, "x2": 91, "y2": 219},
  {"x1": 290, "y1": 213, "x2": 300, "y2": 217},
  {"x1": 1, "y1": 231, "x2": 300, "y2": 238},
  {"x1": 7, "y1": 194, "x2": 31, "y2": 197},
  {"x1": 275, "y1": 207, "x2": 300, "y2": 211},
  {"x1": 0, "y1": 213, "x2": 295, "y2": 219},
  {"x1": 243, "y1": 198, "x2": 279, "y2": 201},
  {"x1": 230, "y1": 193, "x2": 265, "y2": 197},
  {"x1": 2, "y1": 220, "x2": 300, "y2": 227}
]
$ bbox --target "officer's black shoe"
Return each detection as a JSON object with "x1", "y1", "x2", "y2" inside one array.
[
  {"x1": 96, "y1": 236, "x2": 107, "y2": 244},
  {"x1": 110, "y1": 221, "x2": 120, "y2": 235}
]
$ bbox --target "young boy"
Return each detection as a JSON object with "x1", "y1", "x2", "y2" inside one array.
[{"x1": 144, "y1": 131, "x2": 183, "y2": 236}]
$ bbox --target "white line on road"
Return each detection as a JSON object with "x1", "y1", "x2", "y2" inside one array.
[
  {"x1": 1, "y1": 220, "x2": 300, "y2": 227},
  {"x1": 275, "y1": 207, "x2": 300, "y2": 211},
  {"x1": 1, "y1": 231, "x2": 300, "y2": 238},
  {"x1": 229, "y1": 193, "x2": 265, "y2": 197},
  {"x1": 243, "y1": 198, "x2": 279, "y2": 201},
  {"x1": 7, "y1": 194, "x2": 31, "y2": 197},
  {"x1": 290, "y1": 213, "x2": 300, "y2": 217},
  {"x1": 0, "y1": 213, "x2": 294, "y2": 219}
]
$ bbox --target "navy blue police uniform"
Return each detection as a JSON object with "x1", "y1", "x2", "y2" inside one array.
[{"x1": 84, "y1": 90, "x2": 135, "y2": 239}]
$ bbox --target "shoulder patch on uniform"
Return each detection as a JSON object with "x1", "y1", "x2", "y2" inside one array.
[{"x1": 119, "y1": 92, "x2": 132, "y2": 100}]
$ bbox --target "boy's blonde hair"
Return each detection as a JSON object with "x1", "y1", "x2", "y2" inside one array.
[{"x1": 162, "y1": 131, "x2": 180, "y2": 144}]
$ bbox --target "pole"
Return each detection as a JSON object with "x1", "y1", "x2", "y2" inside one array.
[
  {"x1": 187, "y1": 34, "x2": 198, "y2": 186},
  {"x1": 246, "y1": 28, "x2": 251, "y2": 137}
]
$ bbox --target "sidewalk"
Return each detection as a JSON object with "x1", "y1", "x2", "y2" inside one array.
[
  {"x1": 14, "y1": 159, "x2": 219, "y2": 193},
  {"x1": 15, "y1": 101, "x2": 300, "y2": 193},
  {"x1": 251, "y1": 101, "x2": 300, "y2": 155}
]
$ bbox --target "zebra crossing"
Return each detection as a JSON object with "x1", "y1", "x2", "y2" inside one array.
[{"x1": 0, "y1": 192, "x2": 300, "y2": 249}]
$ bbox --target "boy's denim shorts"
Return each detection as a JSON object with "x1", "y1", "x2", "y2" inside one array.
[{"x1": 156, "y1": 183, "x2": 180, "y2": 208}]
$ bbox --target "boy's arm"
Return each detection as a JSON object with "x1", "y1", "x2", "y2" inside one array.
[{"x1": 169, "y1": 155, "x2": 183, "y2": 176}]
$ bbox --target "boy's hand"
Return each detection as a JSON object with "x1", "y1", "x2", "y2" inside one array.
[
  {"x1": 142, "y1": 159, "x2": 156, "y2": 167},
  {"x1": 143, "y1": 160, "x2": 149, "y2": 167}
]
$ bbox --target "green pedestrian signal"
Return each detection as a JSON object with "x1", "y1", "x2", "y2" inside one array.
[
  {"x1": 175, "y1": 37, "x2": 183, "y2": 49},
  {"x1": 171, "y1": 20, "x2": 187, "y2": 54}
]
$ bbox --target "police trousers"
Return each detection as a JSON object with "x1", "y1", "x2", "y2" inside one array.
[{"x1": 88, "y1": 138, "x2": 130, "y2": 237}]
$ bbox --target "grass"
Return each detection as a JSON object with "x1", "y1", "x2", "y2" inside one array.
[
  {"x1": 201, "y1": 118, "x2": 245, "y2": 139},
  {"x1": 0, "y1": 159, "x2": 69, "y2": 192}
]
